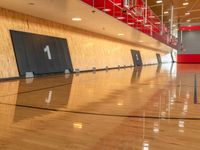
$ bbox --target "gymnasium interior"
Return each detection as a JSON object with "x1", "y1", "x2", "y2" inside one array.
[{"x1": 0, "y1": 0, "x2": 199, "y2": 149}]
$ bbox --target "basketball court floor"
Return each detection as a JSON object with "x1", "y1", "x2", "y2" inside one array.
[
  {"x1": 0, "y1": 0, "x2": 200, "y2": 149},
  {"x1": 0, "y1": 63, "x2": 199, "y2": 150}
]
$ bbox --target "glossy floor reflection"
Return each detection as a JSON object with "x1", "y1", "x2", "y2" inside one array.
[{"x1": 0, "y1": 63, "x2": 200, "y2": 149}]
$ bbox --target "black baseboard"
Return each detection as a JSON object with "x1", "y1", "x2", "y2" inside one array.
[{"x1": 0, "y1": 76, "x2": 20, "y2": 82}]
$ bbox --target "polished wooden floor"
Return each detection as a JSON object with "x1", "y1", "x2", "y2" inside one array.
[{"x1": 0, "y1": 63, "x2": 200, "y2": 150}]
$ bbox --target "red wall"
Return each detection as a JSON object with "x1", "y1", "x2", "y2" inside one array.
[
  {"x1": 177, "y1": 54, "x2": 200, "y2": 63},
  {"x1": 178, "y1": 26, "x2": 200, "y2": 63},
  {"x1": 180, "y1": 26, "x2": 200, "y2": 31}
]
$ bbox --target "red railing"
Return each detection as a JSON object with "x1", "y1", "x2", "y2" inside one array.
[{"x1": 82, "y1": 0, "x2": 178, "y2": 49}]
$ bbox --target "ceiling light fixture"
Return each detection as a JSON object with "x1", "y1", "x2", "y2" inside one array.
[
  {"x1": 149, "y1": 15, "x2": 155, "y2": 18},
  {"x1": 128, "y1": 22, "x2": 134, "y2": 25},
  {"x1": 164, "y1": 11, "x2": 169, "y2": 14},
  {"x1": 117, "y1": 16, "x2": 125, "y2": 20},
  {"x1": 155, "y1": 22, "x2": 161, "y2": 25},
  {"x1": 156, "y1": 0, "x2": 162, "y2": 4},
  {"x1": 115, "y1": 3, "x2": 121, "y2": 6},
  {"x1": 185, "y1": 12, "x2": 190, "y2": 15},
  {"x1": 118, "y1": 33, "x2": 124, "y2": 36},
  {"x1": 183, "y1": 2, "x2": 189, "y2": 6},
  {"x1": 72, "y1": 17, "x2": 82, "y2": 21},
  {"x1": 136, "y1": 19, "x2": 143, "y2": 22},
  {"x1": 103, "y1": 8, "x2": 111, "y2": 12}
]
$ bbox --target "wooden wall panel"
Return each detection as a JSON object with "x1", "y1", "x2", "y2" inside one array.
[{"x1": 0, "y1": 7, "x2": 169, "y2": 79}]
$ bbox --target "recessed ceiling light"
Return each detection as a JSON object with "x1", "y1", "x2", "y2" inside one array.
[
  {"x1": 128, "y1": 22, "x2": 134, "y2": 25},
  {"x1": 183, "y1": 2, "x2": 189, "y2": 6},
  {"x1": 145, "y1": 24, "x2": 151, "y2": 27},
  {"x1": 73, "y1": 122, "x2": 83, "y2": 129},
  {"x1": 115, "y1": 3, "x2": 121, "y2": 6},
  {"x1": 164, "y1": 11, "x2": 169, "y2": 14},
  {"x1": 72, "y1": 17, "x2": 82, "y2": 21},
  {"x1": 155, "y1": 22, "x2": 160, "y2": 25},
  {"x1": 103, "y1": 8, "x2": 111, "y2": 12},
  {"x1": 156, "y1": 0, "x2": 162, "y2": 4},
  {"x1": 185, "y1": 12, "x2": 190, "y2": 15},
  {"x1": 117, "y1": 16, "x2": 125, "y2": 20},
  {"x1": 149, "y1": 15, "x2": 155, "y2": 18},
  {"x1": 136, "y1": 19, "x2": 143, "y2": 22},
  {"x1": 118, "y1": 33, "x2": 124, "y2": 36}
]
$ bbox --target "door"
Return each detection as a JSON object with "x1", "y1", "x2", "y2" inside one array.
[
  {"x1": 10, "y1": 30, "x2": 73, "y2": 76},
  {"x1": 131, "y1": 50, "x2": 143, "y2": 66}
]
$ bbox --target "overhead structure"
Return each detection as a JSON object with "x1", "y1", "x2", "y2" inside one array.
[{"x1": 82, "y1": 0, "x2": 178, "y2": 49}]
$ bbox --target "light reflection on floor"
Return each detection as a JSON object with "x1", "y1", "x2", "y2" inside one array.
[{"x1": 0, "y1": 63, "x2": 200, "y2": 150}]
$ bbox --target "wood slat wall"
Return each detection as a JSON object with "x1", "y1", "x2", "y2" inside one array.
[{"x1": 0, "y1": 7, "x2": 169, "y2": 79}]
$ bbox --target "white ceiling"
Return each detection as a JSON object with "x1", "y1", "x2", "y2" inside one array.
[{"x1": 0, "y1": 0, "x2": 173, "y2": 52}]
